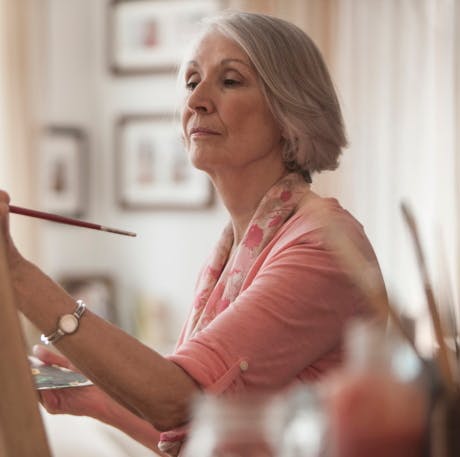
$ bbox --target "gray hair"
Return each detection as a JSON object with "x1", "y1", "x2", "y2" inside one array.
[{"x1": 197, "y1": 11, "x2": 348, "y2": 180}]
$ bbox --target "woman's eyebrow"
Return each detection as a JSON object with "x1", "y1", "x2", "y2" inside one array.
[
  {"x1": 185, "y1": 58, "x2": 252, "y2": 69},
  {"x1": 220, "y1": 58, "x2": 252, "y2": 68}
]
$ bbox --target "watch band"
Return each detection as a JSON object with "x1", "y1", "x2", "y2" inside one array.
[{"x1": 40, "y1": 300, "x2": 86, "y2": 345}]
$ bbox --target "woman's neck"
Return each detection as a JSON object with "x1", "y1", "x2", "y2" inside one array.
[{"x1": 211, "y1": 166, "x2": 289, "y2": 245}]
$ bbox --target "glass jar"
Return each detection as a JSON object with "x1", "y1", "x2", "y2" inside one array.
[
  {"x1": 182, "y1": 389, "x2": 327, "y2": 457},
  {"x1": 182, "y1": 393, "x2": 285, "y2": 457},
  {"x1": 281, "y1": 387, "x2": 326, "y2": 457}
]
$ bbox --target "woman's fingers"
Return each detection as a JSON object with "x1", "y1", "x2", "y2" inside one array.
[
  {"x1": 0, "y1": 190, "x2": 10, "y2": 235},
  {"x1": 0, "y1": 190, "x2": 11, "y2": 206},
  {"x1": 38, "y1": 385, "x2": 107, "y2": 418},
  {"x1": 0, "y1": 189, "x2": 23, "y2": 268},
  {"x1": 38, "y1": 389, "x2": 62, "y2": 414},
  {"x1": 33, "y1": 344, "x2": 76, "y2": 371},
  {"x1": 0, "y1": 190, "x2": 11, "y2": 221},
  {"x1": 39, "y1": 387, "x2": 84, "y2": 415}
]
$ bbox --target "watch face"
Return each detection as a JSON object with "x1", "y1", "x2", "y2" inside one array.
[{"x1": 59, "y1": 314, "x2": 79, "y2": 334}]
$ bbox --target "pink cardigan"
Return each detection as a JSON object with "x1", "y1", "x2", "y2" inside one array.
[{"x1": 168, "y1": 197, "x2": 384, "y2": 394}]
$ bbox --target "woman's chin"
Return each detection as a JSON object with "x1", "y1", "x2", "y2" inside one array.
[{"x1": 190, "y1": 155, "x2": 215, "y2": 174}]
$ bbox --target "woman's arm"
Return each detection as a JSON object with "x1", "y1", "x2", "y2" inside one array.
[
  {"x1": 15, "y1": 259, "x2": 199, "y2": 431},
  {"x1": 0, "y1": 193, "x2": 200, "y2": 432}
]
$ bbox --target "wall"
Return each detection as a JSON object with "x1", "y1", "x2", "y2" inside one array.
[{"x1": 37, "y1": 0, "x2": 228, "y2": 345}]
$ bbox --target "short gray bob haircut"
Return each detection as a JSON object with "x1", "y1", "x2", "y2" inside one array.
[{"x1": 201, "y1": 11, "x2": 348, "y2": 181}]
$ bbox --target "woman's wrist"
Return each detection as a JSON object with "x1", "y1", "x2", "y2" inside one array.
[
  {"x1": 9, "y1": 257, "x2": 35, "y2": 310},
  {"x1": 10, "y1": 257, "x2": 75, "y2": 326}
]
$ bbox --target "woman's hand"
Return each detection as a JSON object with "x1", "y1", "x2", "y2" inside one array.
[
  {"x1": 34, "y1": 345, "x2": 165, "y2": 453},
  {"x1": 34, "y1": 345, "x2": 115, "y2": 421},
  {"x1": 0, "y1": 190, "x2": 24, "y2": 269}
]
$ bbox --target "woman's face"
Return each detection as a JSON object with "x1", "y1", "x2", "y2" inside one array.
[{"x1": 181, "y1": 30, "x2": 284, "y2": 178}]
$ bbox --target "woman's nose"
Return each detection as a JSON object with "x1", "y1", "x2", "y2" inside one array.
[{"x1": 186, "y1": 81, "x2": 215, "y2": 114}]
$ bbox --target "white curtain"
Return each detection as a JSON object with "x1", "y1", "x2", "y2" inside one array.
[
  {"x1": 0, "y1": 0, "x2": 46, "y2": 346},
  {"x1": 0, "y1": 0, "x2": 44, "y2": 261},
  {"x1": 313, "y1": 0, "x2": 459, "y2": 348}
]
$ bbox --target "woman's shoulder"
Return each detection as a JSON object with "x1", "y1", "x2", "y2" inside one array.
[
  {"x1": 262, "y1": 192, "x2": 379, "y2": 264},
  {"x1": 284, "y1": 192, "x2": 365, "y2": 239},
  {"x1": 262, "y1": 195, "x2": 377, "y2": 271}
]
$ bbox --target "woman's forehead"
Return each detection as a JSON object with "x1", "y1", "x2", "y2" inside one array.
[{"x1": 184, "y1": 29, "x2": 251, "y2": 69}]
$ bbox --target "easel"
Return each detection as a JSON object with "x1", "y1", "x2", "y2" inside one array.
[{"x1": 0, "y1": 227, "x2": 51, "y2": 456}]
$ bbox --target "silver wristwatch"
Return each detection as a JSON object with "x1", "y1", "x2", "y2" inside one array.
[{"x1": 40, "y1": 300, "x2": 86, "y2": 345}]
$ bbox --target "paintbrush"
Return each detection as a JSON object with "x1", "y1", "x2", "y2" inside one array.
[
  {"x1": 9, "y1": 205, "x2": 136, "y2": 237},
  {"x1": 400, "y1": 201, "x2": 454, "y2": 390}
]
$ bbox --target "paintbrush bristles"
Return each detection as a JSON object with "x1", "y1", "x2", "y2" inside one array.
[{"x1": 100, "y1": 226, "x2": 137, "y2": 237}]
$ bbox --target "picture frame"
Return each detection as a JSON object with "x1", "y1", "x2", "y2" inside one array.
[
  {"x1": 108, "y1": 0, "x2": 222, "y2": 75},
  {"x1": 38, "y1": 126, "x2": 87, "y2": 218},
  {"x1": 59, "y1": 274, "x2": 118, "y2": 325},
  {"x1": 115, "y1": 113, "x2": 214, "y2": 210}
]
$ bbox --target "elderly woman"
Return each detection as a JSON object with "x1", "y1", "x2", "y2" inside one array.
[{"x1": 0, "y1": 11, "x2": 385, "y2": 457}]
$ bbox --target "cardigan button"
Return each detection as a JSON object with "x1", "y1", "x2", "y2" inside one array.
[{"x1": 239, "y1": 360, "x2": 249, "y2": 372}]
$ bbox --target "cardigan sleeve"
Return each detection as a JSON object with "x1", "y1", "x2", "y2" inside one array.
[{"x1": 167, "y1": 225, "x2": 378, "y2": 394}]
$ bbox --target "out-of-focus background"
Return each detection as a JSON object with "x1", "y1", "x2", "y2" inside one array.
[{"x1": 0, "y1": 0, "x2": 458, "y2": 455}]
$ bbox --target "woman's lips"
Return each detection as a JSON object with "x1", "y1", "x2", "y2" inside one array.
[{"x1": 189, "y1": 127, "x2": 220, "y2": 137}]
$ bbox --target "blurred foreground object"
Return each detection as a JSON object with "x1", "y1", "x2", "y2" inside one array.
[
  {"x1": 326, "y1": 321, "x2": 460, "y2": 457},
  {"x1": 325, "y1": 321, "x2": 429, "y2": 457},
  {"x1": 182, "y1": 394, "x2": 283, "y2": 457},
  {"x1": 183, "y1": 321, "x2": 460, "y2": 457}
]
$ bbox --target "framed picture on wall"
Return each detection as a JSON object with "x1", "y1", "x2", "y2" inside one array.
[
  {"x1": 115, "y1": 113, "x2": 213, "y2": 210},
  {"x1": 59, "y1": 274, "x2": 118, "y2": 325},
  {"x1": 38, "y1": 126, "x2": 87, "y2": 217},
  {"x1": 108, "y1": 0, "x2": 222, "y2": 75}
]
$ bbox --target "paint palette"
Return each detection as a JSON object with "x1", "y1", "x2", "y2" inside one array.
[{"x1": 29, "y1": 357, "x2": 93, "y2": 390}]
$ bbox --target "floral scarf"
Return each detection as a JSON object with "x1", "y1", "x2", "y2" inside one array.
[{"x1": 158, "y1": 172, "x2": 309, "y2": 456}]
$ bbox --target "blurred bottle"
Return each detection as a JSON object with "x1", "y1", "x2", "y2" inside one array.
[
  {"x1": 183, "y1": 388, "x2": 327, "y2": 457},
  {"x1": 183, "y1": 321, "x2": 431, "y2": 457},
  {"x1": 281, "y1": 387, "x2": 326, "y2": 457},
  {"x1": 182, "y1": 393, "x2": 286, "y2": 457},
  {"x1": 325, "y1": 321, "x2": 428, "y2": 457}
]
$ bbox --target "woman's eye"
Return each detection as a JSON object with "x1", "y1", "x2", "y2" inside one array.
[
  {"x1": 185, "y1": 80, "x2": 199, "y2": 91},
  {"x1": 223, "y1": 79, "x2": 240, "y2": 87}
]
